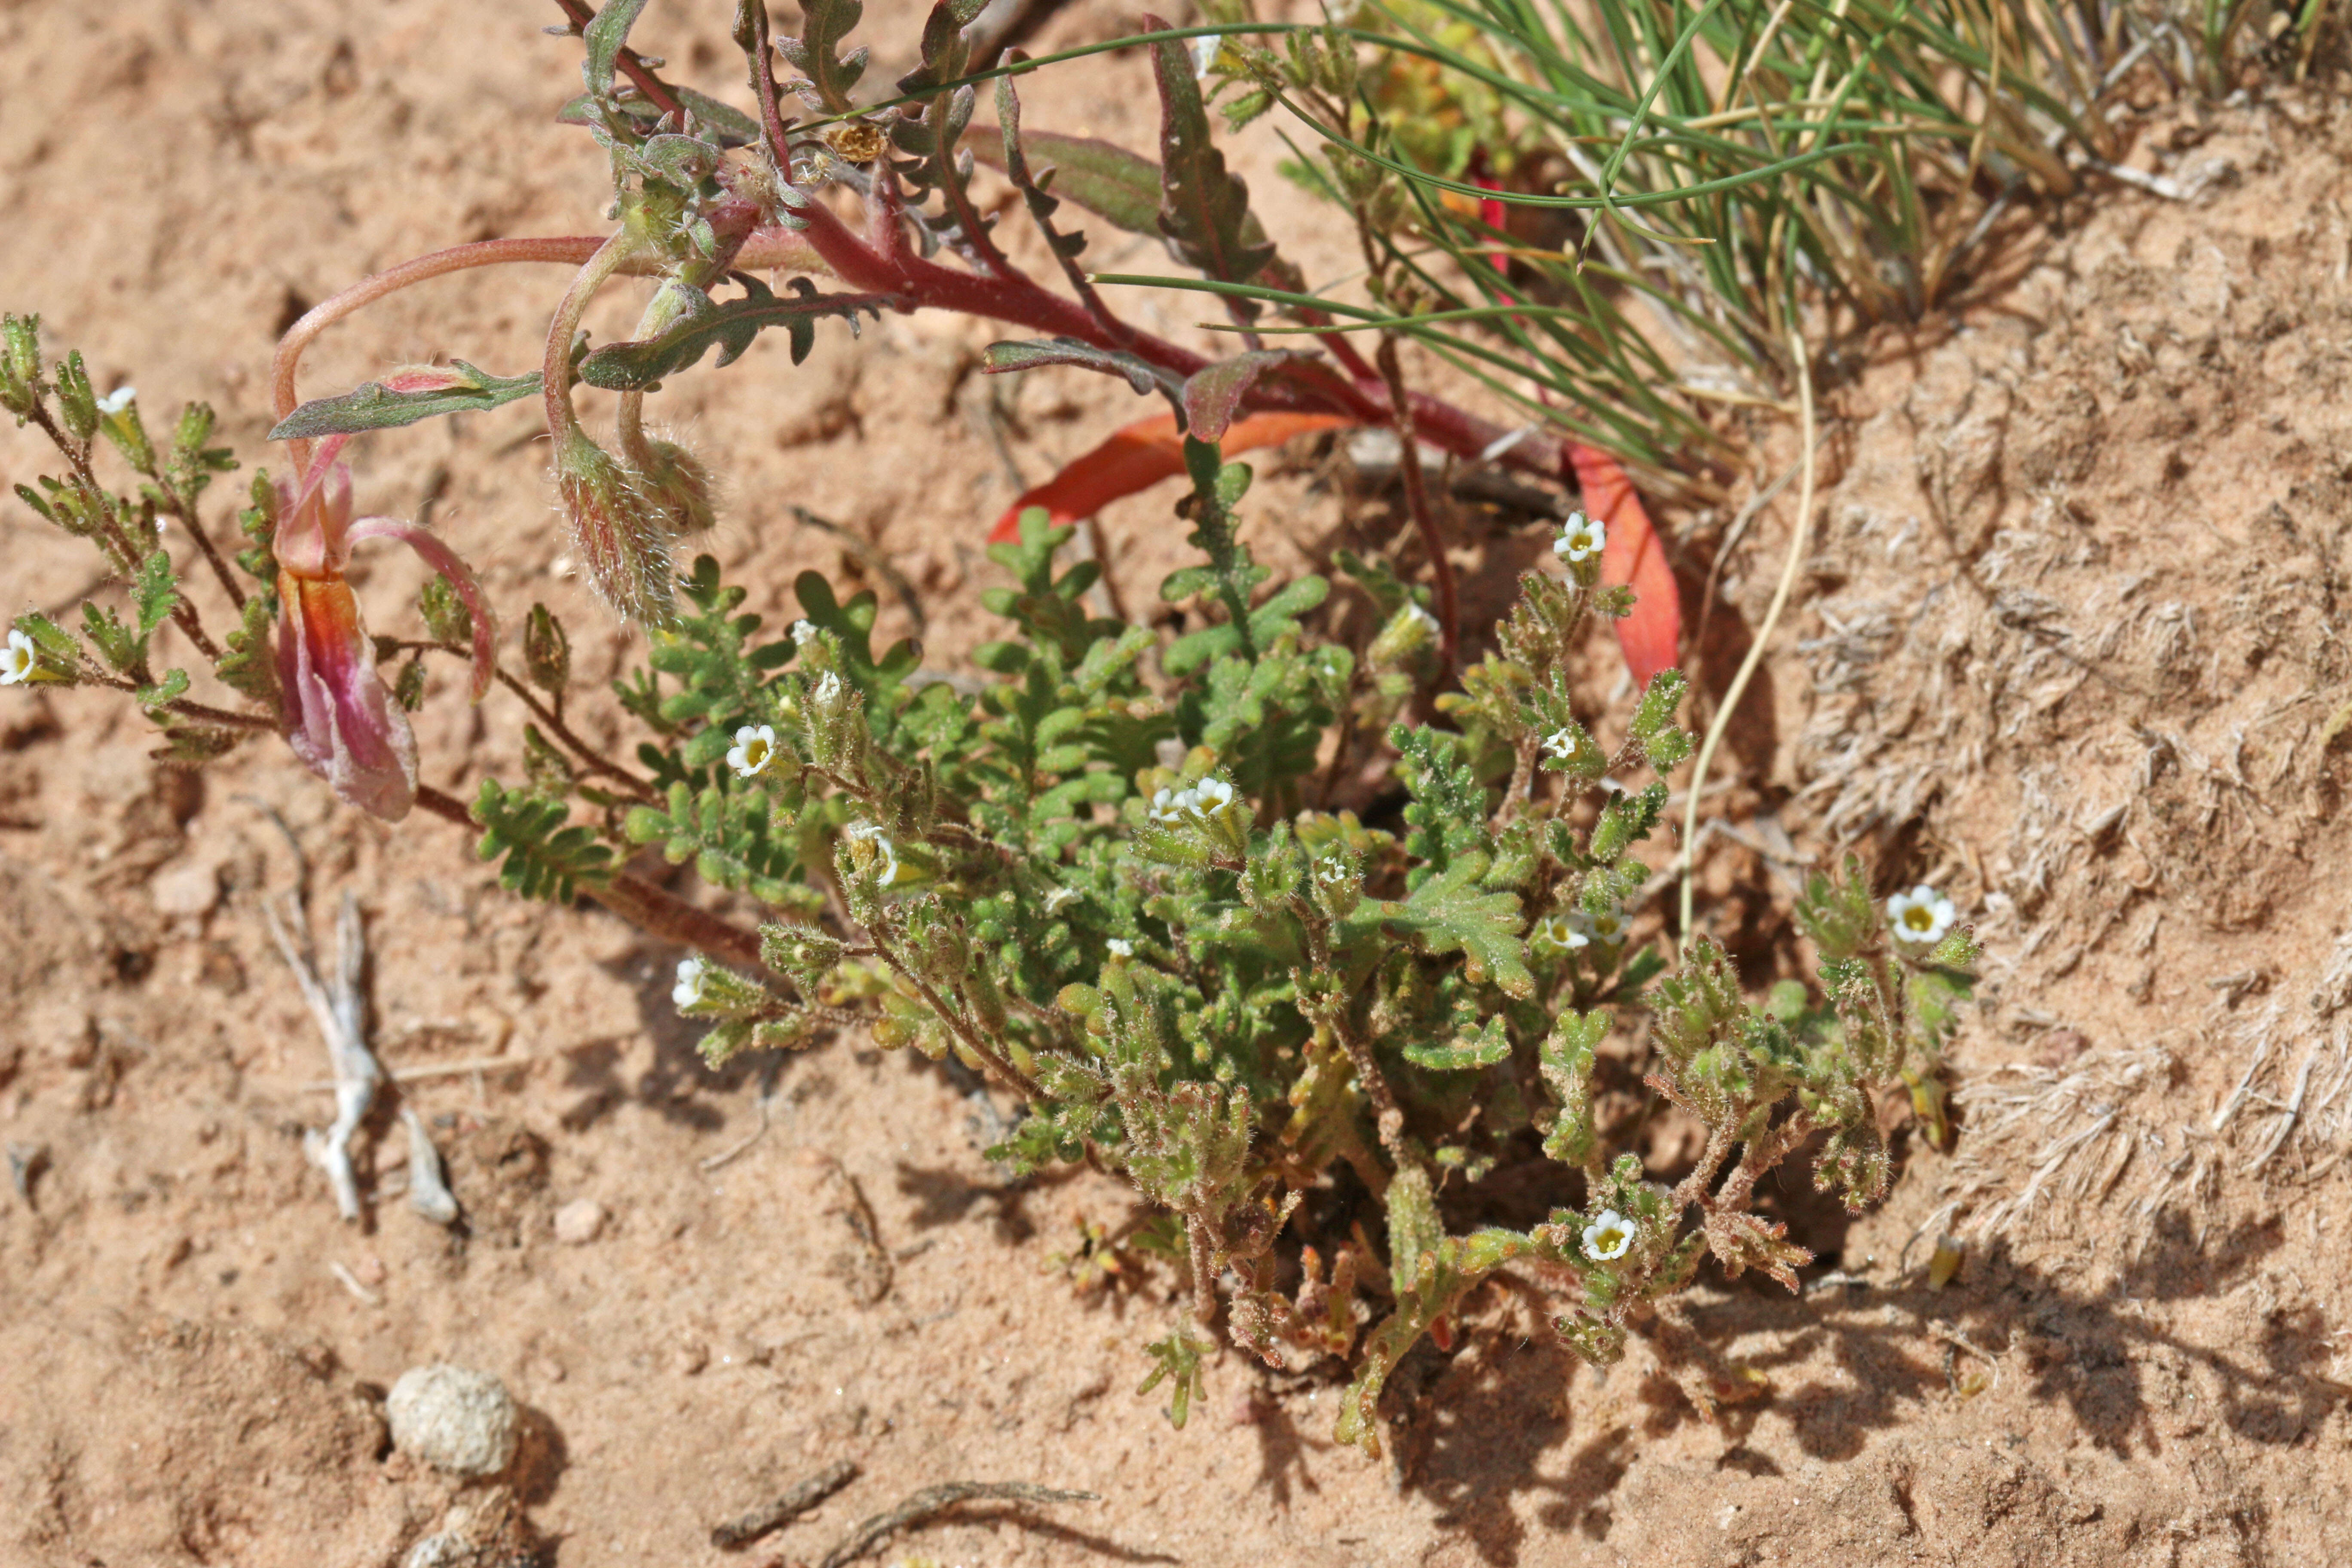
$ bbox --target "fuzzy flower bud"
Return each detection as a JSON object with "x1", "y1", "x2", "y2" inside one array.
[
  {"x1": 636, "y1": 435, "x2": 718, "y2": 536},
  {"x1": 554, "y1": 428, "x2": 675, "y2": 625},
  {"x1": 1366, "y1": 598, "x2": 1441, "y2": 671}
]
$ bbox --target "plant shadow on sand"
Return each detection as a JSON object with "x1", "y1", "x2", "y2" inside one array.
[{"x1": 1367, "y1": 1211, "x2": 2342, "y2": 1566}]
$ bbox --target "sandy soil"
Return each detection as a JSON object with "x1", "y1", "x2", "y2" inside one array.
[{"x1": 3, "y1": 3, "x2": 2350, "y2": 1566}]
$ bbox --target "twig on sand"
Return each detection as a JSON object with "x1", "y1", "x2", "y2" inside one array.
[
  {"x1": 700, "y1": 1087, "x2": 777, "y2": 1173},
  {"x1": 817, "y1": 1481, "x2": 1099, "y2": 1568},
  {"x1": 265, "y1": 888, "x2": 382, "y2": 1221},
  {"x1": 710, "y1": 1458, "x2": 860, "y2": 1550},
  {"x1": 402, "y1": 1108, "x2": 461, "y2": 1226},
  {"x1": 327, "y1": 1259, "x2": 384, "y2": 1307}
]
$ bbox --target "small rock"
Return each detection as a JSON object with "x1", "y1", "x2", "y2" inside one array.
[
  {"x1": 553, "y1": 1198, "x2": 605, "y2": 1244},
  {"x1": 149, "y1": 855, "x2": 223, "y2": 918},
  {"x1": 386, "y1": 1364, "x2": 518, "y2": 1479},
  {"x1": 352, "y1": 1253, "x2": 388, "y2": 1288},
  {"x1": 2033, "y1": 1028, "x2": 2091, "y2": 1069}
]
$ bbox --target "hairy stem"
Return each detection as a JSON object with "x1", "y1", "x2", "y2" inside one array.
[
  {"x1": 542, "y1": 233, "x2": 643, "y2": 443},
  {"x1": 397, "y1": 638, "x2": 654, "y2": 798},
  {"x1": 412, "y1": 783, "x2": 767, "y2": 970},
  {"x1": 1374, "y1": 336, "x2": 1459, "y2": 677}
]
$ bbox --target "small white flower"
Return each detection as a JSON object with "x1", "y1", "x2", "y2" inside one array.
[
  {"x1": 1529, "y1": 914, "x2": 1588, "y2": 956},
  {"x1": 95, "y1": 385, "x2": 136, "y2": 416},
  {"x1": 1106, "y1": 937, "x2": 1133, "y2": 958},
  {"x1": 726, "y1": 723, "x2": 778, "y2": 778},
  {"x1": 1554, "y1": 511, "x2": 1607, "y2": 565},
  {"x1": 789, "y1": 619, "x2": 817, "y2": 646},
  {"x1": 1406, "y1": 601, "x2": 1441, "y2": 635},
  {"x1": 1188, "y1": 32, "x2": 1222, "y2": 80},
  {"x1": 1581, "y1": 1208, "x2": 1634, "y2": 1262},
  {"x1": 1316, "y1": 858, "x2": 1352, "y2": 887},
  {"x1": 1541, "y1": 726, "x2": 1582, "y2": 762},
  {"x1": 1190, "y1": 776, "x2": 1236, "y2": 816},
  {"x1": 1, "y1": 629, "x2": 35, "y2": 686},
  {"x1": 672, "y1": 956, "x2": 707, "y2": 1010},
  {"x1": 1044, "y1": 886, "x2": 1080, "y2": 913},
  {"x1": 1886, "y1": 884, "x2": 1957, "y2": 946},
  {"x1": 1150, "y1": 786, "x2": 1184, "y2": 825},
  {"x1": 845, "y1": 820, "x2": 899, "y2": 885},
  {"x1": 1568, "y1": 903, "x2": 1628, "y2": 947},
  {"x1": 812, "y1": 671, "x2": 844, "y2": 706}
]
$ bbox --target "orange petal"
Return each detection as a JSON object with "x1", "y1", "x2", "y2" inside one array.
[
  {"x1": 1568, "y1": 444, "x2": 1681, "y2": 684},
  {"x1": 989, "y1": 410, "x2": 1354, "y2": 544}
]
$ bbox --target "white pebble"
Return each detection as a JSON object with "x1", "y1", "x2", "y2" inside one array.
[
  {"x1": 386, "y1": 1364, "x2": 517, "y2": 1479},
  {"x1": 553, "y1": 1198, "x2": 605, "y2": 1244}
]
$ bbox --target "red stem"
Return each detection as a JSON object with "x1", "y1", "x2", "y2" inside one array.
[{"x1": 548, "y1": 0, "x2": 686, "y2": 119}]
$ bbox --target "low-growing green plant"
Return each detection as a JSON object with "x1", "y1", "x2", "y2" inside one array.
[{"x1": 1, "y1": 0, "x2": 1988, "y2": 1455}]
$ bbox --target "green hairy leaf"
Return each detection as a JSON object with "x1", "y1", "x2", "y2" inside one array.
[
  {"x1": 266, "y1": 362, "x2": 541, "y2": 441},
  {"x1": 576, "y1": 276, "x2": 893, "y2": 391},
  {"x1": 581, "y1": 0, "x2": 656, "y2": 98},
  {"x1": 981, "y1": 337, "x2": 1184, "y2": 404},
  {"x1": 1146, "y1": 15, "x2": 1277, "y2": 288},
  {"x1": 776, "y1": 0, "x2": 869, "y2": 113},
  {"x1": 472, "y1": 778, "x2": 615, "y2": 902}
]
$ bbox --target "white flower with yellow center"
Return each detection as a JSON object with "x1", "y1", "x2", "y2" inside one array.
[
  {"x1": 789, "y1": 619, "x2": 817, "y2": 646},
  {"x1": 95, "y1": 386, "x2": 136, "y2": 416},
  {"x1": 1151, "y1": 775, "x2": 1240, "y2": 827},
  {"x1": 1581, "y1": 1208, "x2": 1634, "y2": 1262},
  {"x1": 1554, "y1": 511, "x2": 1607, "y2": 565},
  {"x1": 1, "y1": 629, "x2": 35, "y2": 686},
  {"x1": 1541, "y1": 726, "x2": 1582, "y2": 762},
  {"x1": 1571, "y1": 903, "x2": 1628, "y2": 946},
  {"x1": 1529, "y1": 915, "x2": 1588, "y2": 957},
  {"x1": 1044, "y1": 886, "x2": 1080, "y2": 913},
  {"x1": 1886, "y1": 885, "x2": 1957, "y2": 946},
  {"x1": 672, "y1": 956, "x2": 707, "y2": 1010},
  {"x1": 1106, "y1": 937, "x2": 1133, "y2": 958},
  {"x1": 726, "y1": 723, "x2": 777, "y2": 778},
  {"x1": 845, "y1": 820, "x2": 899, "y2": 885}
]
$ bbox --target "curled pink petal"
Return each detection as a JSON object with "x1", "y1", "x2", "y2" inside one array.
[
  {"x1": 347, "y1": 515, "x2": 499, "y2": 702},
  {"x1": 272, "y1": 445, "x2": 355, "y2": 577},
  {"x1": 275, "y1": 569, "x2": 417, "y2": 821}
]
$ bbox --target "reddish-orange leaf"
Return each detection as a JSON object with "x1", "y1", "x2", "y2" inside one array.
[
  {"x1": 989, "y1": 412, "x2": 1681, "y2": 684},
  {"x1": 1568, "y1": 443, "x2": 1681, "y2": 684},
  {"x1": 988, "y1": 410, "x2": 1354, "y2": 543}
]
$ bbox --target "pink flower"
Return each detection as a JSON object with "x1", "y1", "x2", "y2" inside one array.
[{"x1": 273, "y1": 432, "x2": 495, "y2": 821}]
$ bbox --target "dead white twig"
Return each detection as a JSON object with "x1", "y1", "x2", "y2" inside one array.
[{"x1": 266, "y1": 888, "x2": 381, "y2": 1222}]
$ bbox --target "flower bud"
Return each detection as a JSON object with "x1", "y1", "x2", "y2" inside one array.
[
  {"x1": 553, "y1": 429, "x2": 676, "y2": 625},
  {"x1": 637, "y1": 435, "x2": 719, "y2": 536},
  {"x1": 1367, "y1": 598, "x2": 1441, "y2": 672}
]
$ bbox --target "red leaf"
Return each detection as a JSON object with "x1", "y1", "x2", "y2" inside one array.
[
  {"x1": 988, "y1": 410, "x2": 1682, "y2": 686},
  {"x1": 1568, "y1": 444, "x2": 1680, "y2": 684},
  {"x1": 989, "y1": 410, "x2": 1352, "y2": 543}
]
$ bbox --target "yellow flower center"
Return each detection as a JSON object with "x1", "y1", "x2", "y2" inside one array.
[
  {"x1": 1904, "y1": 907, "x2": 1933, "y2": 931},
  {"x1": 744, "y1": 738, "x2": 769, "y2": 768}
]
